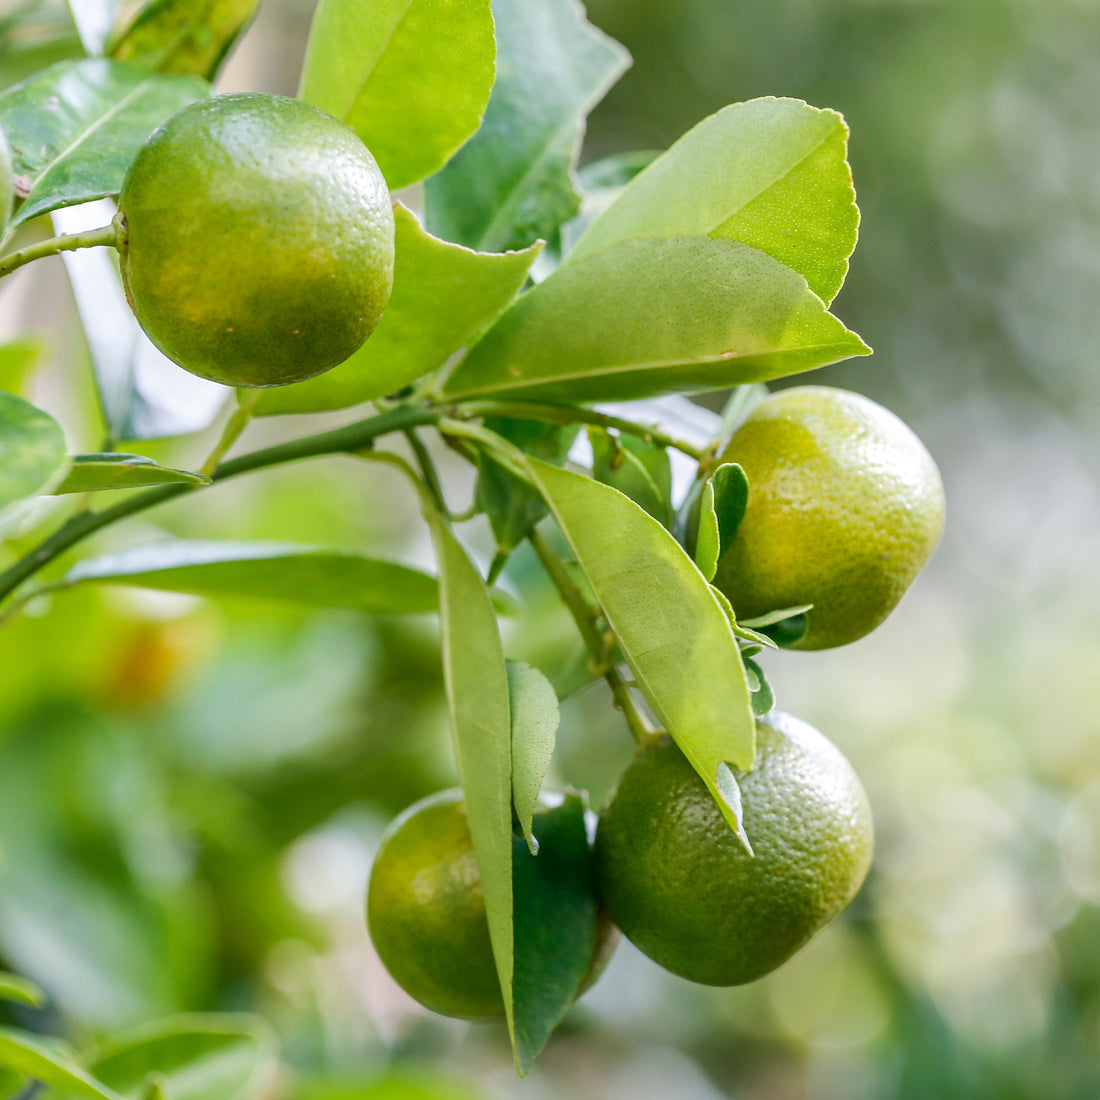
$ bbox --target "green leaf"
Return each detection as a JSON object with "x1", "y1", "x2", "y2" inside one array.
[
  {"x1": 0, "y1": 339, "x2": 43, "y2": 394},
  {"x1": 588, "y1": 429, "x2": 672, "y2": 529},
  {"x1": 692, "y1": 462, "x2": 749, "y2": 581},
  {"x1": 569, "y1": 97, "x2": 858, "y2": 305},
  {"x1": 739, "y1": 604, "x2": 814, "y2": 629},
  {"x1": 476, "y1": 418, "x2": 579, "y2": 569},
  {"x1": 82, "y1": 1014, "x2": 277, "y2": 1100},
  {"x1": 0, "y1": 126, "x2": 12, "y2": 236},
  {"x1": 0, "y1": 59, "x2": 208, "y2": 231},
  {"x1": 0, "y1": 1069, "x2": 24, "y2": 1100},
  {"x1": 425, "y1": 0, "x2": 630, "y2": 253},
  {"x1": 525, "y1": 458, "x2": 756, "y2": 830},
  {"x1": 755, "y1": 610, "x2": 810, "y2": 648},
  {"x1": 512, "y1": 794, "x2": 596, "y2": 1075},
  {"x1": 743, "y1": 657, "x2": 775, "y2": 718},
  {"x1": 0, "y1": 973, "x2": 46, "y2": 1008},
  {"x1": 53, "y1": 454, "x2": 209, "y2": 494},
  {"x1": 0, "y1": 1029, "x2": 120, "y2": 1100},
  {"x1": 507, "y1": 661, "x2": 559, "y2": 855},
  {"x1": 441, "y1": 236, "x2": 871, "y2": 404},
  {"x1": 0, "y1": 390, "x2": 68, "y2": 509},
  {"x1": 108, "y1": 0, "x2": 259, "y2": 80},
  {"x1": 256, "y1": 206, "x2": 540, "y2": 417},
  {"x1": 299, "y1": 0, "x2": 495, "y2": 191},
  {"x1": 65, "y1": 541, "x2": 439, "y2": 614},
  {"x1": 424, "y1": 516, "x2": 514, "y2": 1036}
]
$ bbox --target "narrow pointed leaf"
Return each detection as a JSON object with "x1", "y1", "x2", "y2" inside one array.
[
  {"x1": 425, "y1": 517, "x2": 514, "y2": 1036},
  {"x1": 299, "y1": 0, "x2": 495, "y2": 190},
  {"x1": 257, "y1": 206, "x2": 540, "y2": 416},
  {"x1": 507, "y1": 661, "x2": 560, "y2": 854},
  {"x1": 740, "y1": 604, "x2": 814, "y2": 629},
  {"x1": 525, "y1": 458, "x2": 756, "y2": 830},
  {"x1": 54, "y1": 454, "x2": 209, "y2": 494},
  {"x1": 512, "y1": 795, "x2": 597, "y2": 1075},
  {"x1": 0, "y1": 974, "x2": 46, "y2": 1009},
  {"x1": 0, "y1": 391, "x2": 67, "y2": 508},
  {"x1": 426, "y1": 0, "x2": 630, "y2": 253},
  {"x1": 65, "y1": 541, "x2": 439, "y2": 614},
  {"x1": 442, "y1": 236, "x2": 871, "y2": 404},
  {"x1": 109, "y1": 0, "x2": 259, "y2": 80},
  {"x1": 0, "y1": 59, "x2": 208, "y2": 229},
  {"x1": 0, "y1": 1030, "x2": 120, "y2": 1100},
  {"x1": 569, "y1": 98, "x2": 858, "y2": 305}
]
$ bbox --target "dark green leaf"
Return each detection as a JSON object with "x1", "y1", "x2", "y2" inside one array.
[
  {"x1": 754, "y1": 611, "x2": 810, "y2": 648},
  {"x1": 82, "y1": 1014, "x2": 277, "y2": 1100},
  {"x1": 109, "y1": 0, "x2": 259, "y2": 80},
  {"x1": 0, "y1": 390, "x2": 68, "y2": 509},
  {"x1": 425, "y1": 516, "x2": 514, "y2": 1038},
  {"x1": 569, "y1": 98, "x2": 858, "y2": 305},
  {"x1": 512, "y1": 794, "x2": 597, "y2": 1075},
  {"x1": 739, "y1": 604, "x2": 814, "y2": 629},
  {"x1": 588, "y1": 429, "x2": 672, "y2": 529},
  {"x1": 65, "y1": 541, "x2": 439, "y2": 615},
  {"x1": 425, "y1": 0, "x2": 630, "y2": 253},
  {"x1": 693, "y1": 462, "x2": 749, "y2": 580},
  {"x1": 507, "y1": 661, "x2": 559, "y2": 855},
  {"x1": 54, "y1": 454, "x2": 209, "y2": 494},
  {"x1": 743, "y1": 657, "x2": 775, "y2": 717},
  {"x1": 0, "y1": 973, "x2": 46, "y2": 1008},
  {"x1": 299, "y1": 0, "x2": 495, "y2": 191},
  {"x1": 257, "y1": 206, "x2": 540, "y2": 417},
  {"x1": 0, "y1": 59, "x2": 208, "y2": 230},
  {"x1": 0, "y1": 1029, "x2": 120, "y2": 1100},
  {"x1": 525, "y1": 458, "x2": 757, "y2": 830},
  {"x1": 442, "y1": 237, "x2": 871, "y2": 404}
]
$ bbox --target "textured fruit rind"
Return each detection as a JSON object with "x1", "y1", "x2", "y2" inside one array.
[
  {"x1": 712, "y1": 385, "x2": 945, "y2": 649},
  {"x1": 118, "y1": 93, "x2": 395, "y2": 388},
  {"x1": 594, "y1": 713, "x2": 873, "y2": 986}
]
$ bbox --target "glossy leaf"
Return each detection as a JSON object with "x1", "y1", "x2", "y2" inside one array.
[
  {"x1": 54, "y1": 454, "x2": 209, "y2": 494},
  {"x1": 257, "y1": 206, "x2": 540, "y2": 417},
  {"x1": 693, "y1": 463, "x2": 749, "y2": 582},
  {"x1": 442, "y1": 236, "x2": 871, "y2": 403},
  {"x1": 569, "y1": 98, "x2": 858, "y2": 305},
  {"x1": 525, "y1": 458, "x2": 757, "y2": 829},
  {"x1": 299, "y1": 0, "x2": 495, "y2": 191},
  {"x1": 53, "y1": 201, "x2": 226, "y2": 442},
  {"x1": 109, "y1": 0, "x2": 259, "y2": 80},
  {"x1": 0, "y1": 390, "x2": 68, "y2": 509},
  {"x1": 425, "y1": 0, "x2": 630, "y2": 253},
  {"x1": 0, "y1": 1029, "x2": 119, "y2": 1100},
  {"x1": 65, "y1": 541, "x2": 440, "y2": 615},
  {"x1": 507, "y1": 661, "x2": 560, "y2": 855},
  {"x1": 589, "y1": 429, "x2": 672, "y2": 528},
  {"x1": 0, "y1": 973, "x2": 46, "y2": 1008},
  {"x1": 0, "y1": 59, "x2": 208, "y2": 229},
  {"x1": 425, "y1": 516, "x2": 514, "y2": 1035},
  {"x1": 512, "y1": 795, "x2": 596, "y2": 1075},
  {"x1": 744, "y1": 657, "x2": 775, "y2": 718},
  {"x1": 65, "y1": 0, "x2": 120, "y2": 56},
  {"x1": 82, "y1": 1014, "x2": 277, "y2": 1100}
]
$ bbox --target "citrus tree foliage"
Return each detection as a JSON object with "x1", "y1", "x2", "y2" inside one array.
[{"x1": 0, "y1": 0, "x2": 877, "y2": 1081}]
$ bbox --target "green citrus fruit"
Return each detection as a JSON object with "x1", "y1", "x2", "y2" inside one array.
[
  {"x1": 593, "y1": 713, "x2": 873, "y2": 986},
  {"x1": 712, "y1": 385, "x2": 945, "y2": 649},
  {"x1": 0, "y1": 127, "x2": 13, "y2": 235},
  {"x1": 117, "y1": 92, "x2": 394, "y2": 388},
  {"x1": 367, "y1": 789, "x2": 616, "y2": 1019}
]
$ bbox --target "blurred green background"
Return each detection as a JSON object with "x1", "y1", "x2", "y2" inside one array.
[{"x1": 2, "y1": 0, "x2": 1100, "y2": 1097}]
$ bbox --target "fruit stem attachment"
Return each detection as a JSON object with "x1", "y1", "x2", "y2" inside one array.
[
  {"x1": 528, "y1": 527, "x2": 659, "y2": 748},
  {"x1": 0, "y1": 222, "x2": 119, "y2": 280},
  {"x1": 201, "y1": 390, "x2": 262, "y2": 477}
]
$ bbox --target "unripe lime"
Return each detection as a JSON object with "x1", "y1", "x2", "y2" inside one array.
[
  {"x1": 594, "y1": 713, "x2": 873, "y2": 986},
  {"x1": 713, "y1": 386, "x2": 945, "y2": 649},
  {"x1": 117, "y1": 93, "x2": 394, "y2": 388}
]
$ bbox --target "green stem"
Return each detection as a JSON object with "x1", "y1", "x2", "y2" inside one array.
[
  {"x1": 403, "y1": 429, "x2": 448, "y2": 514},
  {"x1": 0, "y1": 222, "x2": 119, "y2": 279},
  {"x1": 200, "y1": 389, "x2": 261, "y2": 477},
  {"x1": 528, "y1": 527, "x2": 657, "y2": 748}
]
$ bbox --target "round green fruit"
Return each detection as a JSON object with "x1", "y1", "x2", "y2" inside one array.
[
  {"x1": 117, "y1": 92, "x2": 395, "y2": 388},
  {"x1": 594, "y1": 713, "x2": 873, "y2": 986},
  {"x1": 712, "y1": 385, "x2": 945, "y2": 649},
  {"x1": 367, "y1": 789, "x2": 616, "y2": 1019}
]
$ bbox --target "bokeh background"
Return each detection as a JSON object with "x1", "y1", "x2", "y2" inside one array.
[{"x1": 2, "y1": 0, "x2": 1100, "y2": 1097}]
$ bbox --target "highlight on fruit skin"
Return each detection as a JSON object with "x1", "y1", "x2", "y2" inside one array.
[
  {"x1": 712, "y1": 385, "x2": 945, "y2": 649},
  {"x1": 117, "y1": 92, "x2": 395, "y2": 388},
  {"x1": 366, "y1": 789, "x2": 617, "y2": 1019},
  {"x1": 594, "y1": 713, "x2": 874, "y2": 987}
]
